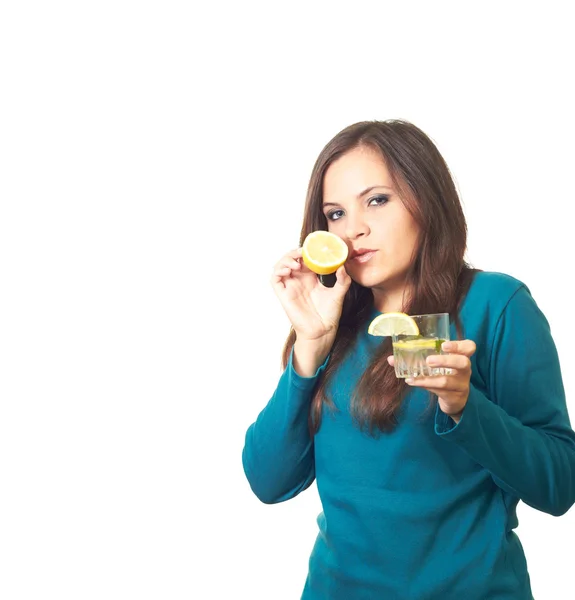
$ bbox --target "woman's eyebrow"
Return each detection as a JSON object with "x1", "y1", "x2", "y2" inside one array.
[
  {"x1": 323, "y1": 185, "x2": 393, "y2": 208},
  {"x1": 357, "y1": 185, "x2": 393, "y2": 198}
]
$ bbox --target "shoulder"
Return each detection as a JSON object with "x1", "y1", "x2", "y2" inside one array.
[
  {"x1": 464, "y1": 270, "x2": 530, "y2": 315},
  {"x1": 468, "y1": 270, "x2": 527, "y2": 298},
  {"x1": 460, "y1": 271, "x2": 545, "y2": 386},
  {"x1": 459, "y1": 270, "x2": 536, "y2": 344},
  {"x1": 462, "y1": 269, "x2": 552, "y2": 341}
]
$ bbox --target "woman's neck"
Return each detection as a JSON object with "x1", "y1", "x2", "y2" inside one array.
[{"x1": 372, "y1": 284, "x2": 412, "y2": 314}]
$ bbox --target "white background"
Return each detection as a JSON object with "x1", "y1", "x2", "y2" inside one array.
[{"x1": 1, "y1": 1, "x2": 573, "y2": 598}]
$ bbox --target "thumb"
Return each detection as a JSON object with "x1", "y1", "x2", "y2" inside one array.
[{"x1": 334, "y1": 265, "x2": 352, "y2": 291}]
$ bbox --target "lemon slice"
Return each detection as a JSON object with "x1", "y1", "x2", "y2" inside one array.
[
  {"x1": 301, "y1": 231, "x2": 349, "y2": 275},
  {"x1": 367, "y1": 312, "x2": 419, "y2": 337},
  {"x1": 393, "y1": 339, "x2": 438, "y2": 350}
]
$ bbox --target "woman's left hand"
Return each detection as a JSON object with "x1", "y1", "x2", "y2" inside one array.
[{"x1": 387, "y1": 340, "x2": 477, "y2": 423}]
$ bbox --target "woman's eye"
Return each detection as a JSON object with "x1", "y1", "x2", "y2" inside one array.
[
  {"x1": 368, "y1": 194, "x2": 389, "y2": 207},
  {"x1": 326, "y1": 209, "x2": 345, "y2": 221}
]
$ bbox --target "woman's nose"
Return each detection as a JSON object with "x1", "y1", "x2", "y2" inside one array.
[{"x1": 345, "y1": 215, "x2": 370, "y2": 240}]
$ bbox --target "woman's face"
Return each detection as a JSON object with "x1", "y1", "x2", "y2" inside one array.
[{"x1": 322, "y1": 145, "x2": 421, "y2": 310}]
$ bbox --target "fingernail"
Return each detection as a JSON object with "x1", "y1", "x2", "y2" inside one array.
[
  {"x1": 405, "y1": 378, "x2": 414, "y2": 384},
  {"x1": 427, "y1": 357, "x2": 439, "y2": 366},
  {"x1": 442, "y1": 342, "x2": 454, "y2": 351}
]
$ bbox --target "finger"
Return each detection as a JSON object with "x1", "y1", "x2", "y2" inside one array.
[
  {"x1": 273, "y1": 248, "x2": 303, "y2": 268},
  {"x1": 387, "y1": 355, "x2": 395, "y2": 366},
  {"x1": 286, "y1": 247, "x2": 303, "y2": 259},
  {"x1": 404, "y1": 375, "x2": 463, "y2": 391},
  {"x1": 272, "y1": 266, "x2": 292, "y2": 278},
  {"x1": 274, "y1": 257, "x2": 301, "y2": 272},
  {"x1": 426, "y1": 354, "x2": 470, "y2": 371},
  {"x1": 442, "y1": 340, "x2": 476, "y2": 357},
  {"x1": 334, "y1": 265, "x2": 352, "y2": 289},
  {"x1": 270, "y1": 267, "x2": 293, "y2": 288},
  {"x1": 286, "y1": 258, "x2": 302, "y2": 271},
  {"x1": 298, "y1": 260, "x2": 313, "y2": 274},
  {"x1": 270, "y1": 275, "x2": 286, "y2": 291}
]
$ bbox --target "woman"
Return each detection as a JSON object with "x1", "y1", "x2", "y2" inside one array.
[{"x1": 242, "y1": 120, "x2": 575, "y2": 599}]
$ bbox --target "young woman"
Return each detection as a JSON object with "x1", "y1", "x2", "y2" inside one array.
[{"x1": 242, "y1": 120, "x2": 575, "y2": 599}]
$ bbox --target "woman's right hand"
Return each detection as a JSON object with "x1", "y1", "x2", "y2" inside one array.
[{"x1": 270, "y1": 247, "x2": 352, "y2": 345}]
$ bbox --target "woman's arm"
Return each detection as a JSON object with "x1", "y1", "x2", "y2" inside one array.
[
  {"x1": 436, "y1": 286, "x2": 575, "y2": 516},
  {"x1": 242, "y1": 349, "x2": 327, "y2": 504}
]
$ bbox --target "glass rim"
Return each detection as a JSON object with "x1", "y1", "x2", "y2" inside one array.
[{"x1": 407, "y1": 312, "x2": 450, "y2": 319}]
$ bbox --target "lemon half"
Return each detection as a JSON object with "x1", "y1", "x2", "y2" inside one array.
[{"x1": 301, "y1": 231, "x2": 349, "y2": 275}]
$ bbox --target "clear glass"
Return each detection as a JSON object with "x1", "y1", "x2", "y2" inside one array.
[{"x1": 392, "y1": 313, "x2": 450, "y2": 378}]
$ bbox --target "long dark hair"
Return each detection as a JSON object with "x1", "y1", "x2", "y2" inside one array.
[{"x1": 281, "y1": 120, "x2": 478, "y2": 435}]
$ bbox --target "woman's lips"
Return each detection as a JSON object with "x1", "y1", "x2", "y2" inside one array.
[{"x1": 351, "y1": 250, "x2": 377, "y2": 264}]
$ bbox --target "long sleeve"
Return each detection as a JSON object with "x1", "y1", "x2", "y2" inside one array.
[
  {"x1": 242, "y1": 351, "x2": 327, "y2": 504},
  {"x1": 436, "y1": 285, "x2": 575, "y2": 516}
]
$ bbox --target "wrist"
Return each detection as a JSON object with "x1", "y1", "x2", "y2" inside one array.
[
  {"x1": 450, "y1": 409, "x2": 463, "y2": 424},
  {"x1": 438, "y1": 400, "x2": 466, "y2": 424},
  {"x1": 443, "y1": 405, "x2": 465, "y2": 424},
  {"x1": 292, "y1": 336, "x2": 333, "y2": 378}
]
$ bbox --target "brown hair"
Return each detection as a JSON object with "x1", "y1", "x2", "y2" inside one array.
[{"x1": 281, "y1": 120, "x2": 478, "y2": 435}]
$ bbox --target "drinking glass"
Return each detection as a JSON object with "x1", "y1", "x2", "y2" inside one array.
[{"x1": 392, "y1": 313, "x2": 450, "y2": 378}]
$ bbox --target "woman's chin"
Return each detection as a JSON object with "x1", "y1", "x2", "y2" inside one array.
[{"x1": 349, "y1": 270, "x2": 385, "y2": 289}]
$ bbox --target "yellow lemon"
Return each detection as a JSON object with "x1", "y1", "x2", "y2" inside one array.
[{"x1": 301, "y1": 231, "x2": 349, "y2": 275}]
